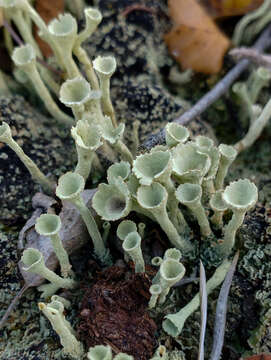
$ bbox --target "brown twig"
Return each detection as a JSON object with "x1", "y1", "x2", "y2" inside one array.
[
  {"x1": 141, "y1": 24, "x2": 271, "y2": 151},
  {"x1": 121, "y1": 4, "x2": 157, "y2": 17},
  {"x1": 229, "y1": 47, "x2": 271, "y2": 69},
  {"x1": 3, "y1": 19, "x2": 24, "y2": 46}
]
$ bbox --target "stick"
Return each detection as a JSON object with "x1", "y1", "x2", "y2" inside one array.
[
  {"x1": 230, "y1": 47, "x2": 271, "y2": 69},
  {"x1": 141, "y1": 24, "x2": 271, "y2": 151}
]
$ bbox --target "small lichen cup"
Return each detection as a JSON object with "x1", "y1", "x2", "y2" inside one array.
[
  {"x1": 175, "y1": 183, "x2": 212, "y2": 237},
  {"x1": 117, "y1": 220, "x2": 137, "y2": 241},
  {"x1": 92, "y1": 179, "x2": 131, "y2": 221},
  {"x1": 21, "y1": 248, "x2": 76, "y2": 298},
  {"x1": 47, "y1": 13, "x2": 79, "y2": 78},
  {"x1": 162, "y1": 259, "x2": 231, "y2": 338},
  {"x1": 75, "y1": 7, "x2": 102, "y2": 48},
  {"x1": 87, "y1": 344, "x2": 112, "y2": 360},
  {"x1": 60, "y1": 76, "x2": 91, "y2": 120},
  {"x1": 122, "y1": 231, "x2": 145, "y2": 273},
  {"x1": 137, "y1": 182, "x2": 192, "y2": 252},
  {"x1": 148, "y1": 284, "x2": 162, "y2": 309},
  {"x1": 12, "y1": 44, "x2": 73, "y2": 126},
  {"x1": 218, "y1": 178, "x2": 258, "y2": 256},
  {"x1": 39, "y1": 300, "x2": 84, "y2": 359},
  {"x1": 35, "y1": 214, "x2": 72, "y2": 278},
  {"x1": 158, "y1": 258, "x2": 185, "y2": 304},
  {"x1": 165, "y1": 122, "x2": 189, "y2": 147},
  {"x1": 172, "y1": 142, "x2": 211, "y2": 184},
  {"x1": 214, "y1": 144, "x2": 237, "y2": 190},
  {"x1": 107, "y1": 161, "x2": 131, "y2": 184},
  {"x1": 56, "y1": 172, "x2": 109, "y2": 263},
  {"x1": 71, "y1": 120, "x2": 103, "y2": 181},
  {"x1": 209, "y1": 190, "x2": 228, "y2": 227},
  {"x1": 133, "y1": 150, "x2": 188, "y2": 233},
  {"x1": 93, "y1": 55, "x2": 117, "y2": 126},
  {"x1": 164, "y1": 248, "x2": 182, "y2": 261}
]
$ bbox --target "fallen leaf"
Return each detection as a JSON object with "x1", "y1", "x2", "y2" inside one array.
[
  {"x1": 241, "y1": 354, "x2": 271, "y2": 360},
  {"x1": 165, "y1": 0, "x2": 231, "y2": 74},
  {"x1": 201, "y1": 0, "x2": 264, "y2": 18},
  {"x1": 0, "y1": 9, "x2": 3, "y2": 27},
  {"x1": 34, "y1": 0, "x2": 65, "y2": 58}
]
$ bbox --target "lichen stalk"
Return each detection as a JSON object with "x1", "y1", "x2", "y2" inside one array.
[
  {"x1": 235, "y1": 97, "x2": 271, "y2": 153},
  {"x1": 39, "y1": 301, "x2": 84, "y2": 359},
  {"x1": 0, "y1": 123, "x2": 54, "y2": 194},
  {"x1": 162, "y1": 259, "x2": 231, "y2": 337},
  {"x1": 219, "y1": 211, "x2": 245, "y2": 255}
]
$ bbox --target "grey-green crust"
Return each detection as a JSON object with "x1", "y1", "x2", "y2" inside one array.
[{"x1": 0, "y1": 95, "x2": 76, "y2": 224}]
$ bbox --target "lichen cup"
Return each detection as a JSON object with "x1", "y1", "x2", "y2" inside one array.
[
  {"x1": 12, "y1": 44, "x2": 73, "y2": 126},
  {"x1": 87, "y1": 345, "x2": 112, "y2": 360},
  {"x1": 172, "y1": 142, "x2": 211, "y2": 184},
  {"x1": 75, "y1": 7, "x2": 102, "y2": 47},
  {"x1": 92, "y1": 179, "x2": 131, "y2": 221},
  {"x1": 39, "y1": 300, "x2": 84, "y2": 359},
  {"x1": 165, "y1": 123, "x2": 189, "y2": 147},
  {"x1": 107, "y1": 161, "x2": 131, "y2": 184},
  {"x1": 133, "y1": 150, "x2": 188, "y2": 232},
  {"x1": 35, "y1": 214, "x2": 72, "y2": 278},
  {"x1": 122, "y1": 231, "x2": 145, "y2": 273},
  {"x1": 158, "y1": 259, "x2": 185, "y2": 304},
  {"x1": 133, "y1": 150, "x2": 172, "y2": 186},
  {"x1": 214, "y1": 144, "x2": 237, "y2": 190},
  {"x1": 148, "y1": 284, "x2": 162, "y2": 308},
  {"x1": 56, "y1": 172, "x2": 109, "y2": 263},
  {"x1": 93, "y1": 55, "x2": 117, "y2": 126},
  {"x1": 21, "y1": 248, "x2": 76, "y2": 297},
  {"x1": 209, "y1": 190, "x2": 228, "y2": 227},
  {"x1": 137, "y1": 183, "x2": 192, "y2": 253},
  {"x1": 219, "y1": 178, "x2": 258, "y2": 256},
  {"x1": 60, "y1": 76, "x2": 91, "y2": 120},
  {"x1": 117, "y1": 220, "x2": 137, "y2": 241},
  {"x1": 176, "y1": 183, "x2": 212, "y2": 237},
  {"x1": 71, "y1": 120, "x2": 103, "y2": 181},
  {"x1": 47, "y1": 13, "x2": 79, "y2": 78}
]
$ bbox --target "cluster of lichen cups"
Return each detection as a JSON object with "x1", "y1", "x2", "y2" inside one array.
[{"x1": 0, "y1": 1, "x2": 260, "y2": 358}]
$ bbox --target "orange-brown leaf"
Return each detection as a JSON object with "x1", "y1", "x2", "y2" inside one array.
[
  {"x1": 0, "y1": 9, "x2": 3, "y2": 28},
  {"x1": 165, "y1": 0, "x2": 231, "y2": 74},
  {"x1": 202, "y1": 0, "x2": 264, "y2": 18},
  {"x1": 34, "y1": 0, "x2": 65, "y2": 58},
  {"x1": 241, "y1": 354, "x2": 271, "y2": 360}
]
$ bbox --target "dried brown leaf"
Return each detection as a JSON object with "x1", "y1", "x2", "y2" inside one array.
[
  {"x1": 34, "y1": 0, "x2": 65, "y2": 57},
  {"x1": 201, "y1": 0, "x2": 264, "y2": 18},
  {"x1": 165, "y1": 0, "x2": 231, "y2": 74}
]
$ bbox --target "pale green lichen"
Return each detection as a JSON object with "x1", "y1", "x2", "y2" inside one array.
[{"x1": 0, "y1": 0, "x2": 268, "y2": 358}]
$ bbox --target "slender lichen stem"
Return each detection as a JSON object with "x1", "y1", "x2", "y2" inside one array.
[
  {"x1": 73, "y1": 196, "x2": 107, "y2": 259},
  {"x1": 73, "y1": 46, "x2": 99, "y2": 90},
  {"x1": 113, "y1": 140, "x2": 134, "y2": 164},
  {"x1": 162, "y1": 259, "x2": 231, "y2": 337},
  {"x1": 6, "y1": 137, "x2": 54, "y2": 194},
  {"x1": 28, "y1": 65, "x2": 74, "y2": 126},
  {"x1": 75, "y1": 145, "x2": 95, "y2": 180},
  {"x1": 51, "y1": 234, "x2": 72, "y2": 278},
  {"x1": 219, "y1": 211, "x2": 245, "y2": 256},
  {"x1": 235, "y1": 96, "x2": 271, "y2": 152}
]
